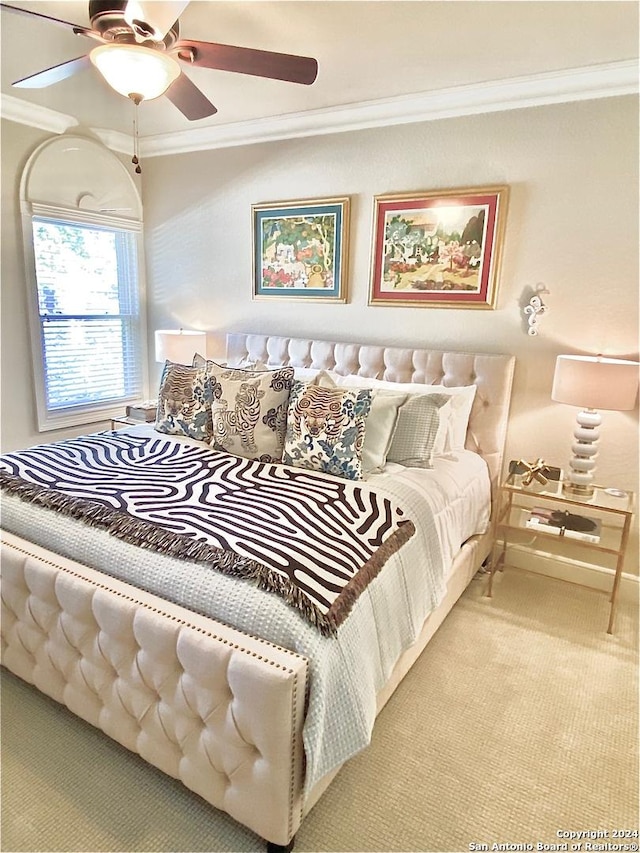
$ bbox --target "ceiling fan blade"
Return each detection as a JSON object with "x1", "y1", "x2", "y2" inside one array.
[
  {"x1": 175, "y1": 39, "x2": 318, "y2": 85},
  {"x1": 124, "y1": 0, "x2": 189, "y2": 41},
  {"x1": 13, "y1": 55, "x2": 93, "y2": 89},
  {"x1": 164, "y1": 73, "x2": 217, "y2": 120},
  {"x1": 0, "y1": 2, "x2": 95, "y2": 37}
]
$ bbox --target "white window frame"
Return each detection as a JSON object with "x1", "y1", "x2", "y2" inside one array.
[{"x1": 22, "y1": 202, "x2": 148, "y2": 432}]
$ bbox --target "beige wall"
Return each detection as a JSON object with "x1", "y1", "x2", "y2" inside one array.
[{"x1": 2, "y1": 96, "x2": 638, "y2": 572}]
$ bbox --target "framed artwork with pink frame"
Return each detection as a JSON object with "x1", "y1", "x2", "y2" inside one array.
[{"x1": 369, "y1": 186, "x2": 509, "y2": 309}]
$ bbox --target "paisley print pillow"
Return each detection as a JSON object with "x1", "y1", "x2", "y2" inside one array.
[
  {"x1": 282, "y1": 381, "x2": 372, "y2": 480},
  {"x1": 155, "y1": 361, "x2": 214, "y2": 441},
  {"x1": 209, "y1": 364, "x2": 295, "y2": 463}
]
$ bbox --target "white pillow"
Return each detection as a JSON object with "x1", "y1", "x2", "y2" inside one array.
[
  {"x1": 432, "y1": 397, "x2": 453, "y2": 455},
  {"x1": 332, "y1": 374, "x2": 477, "y2": 452},
  {"x1": 410, "y1": 385, "x2": 476, "y2": 451},
  {"x1": 292, "y1": 366, "x2": 324, "y2": 382},
  {"x1": 316, "y1": 371, "x2": 406, "y2": 472}
]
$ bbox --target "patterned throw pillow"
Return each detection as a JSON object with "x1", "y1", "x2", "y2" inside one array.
[
  {"x1": 209, "y1": 364, "x2": 294, "y2": 463},
  {"x1": 315, "y1": 370, "x2": 406, "y2": 473},
  {"x1": 387, "y1": 393, "x2": 450, "y2": 468},
  {"x1": 155, "y1": 361, "x2": 214, "y2": 442},
  {"x1": 283, "y1": 381, "x2": 372, "y2": 480}
]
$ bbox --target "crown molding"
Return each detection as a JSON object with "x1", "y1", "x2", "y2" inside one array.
[
  {"x1": 0, "y1": 95, "x2": 134, "y2": 154},
  {"x1": 90, "y1": 127, "x2": 135, "y2": 154},
  {"x1": 141, "y1": 60, "x2": 638, "y2": 157},
  {"x1": 0, "y1": 95, "x2": 79, "y2": 135},
  {"x1": 2, "y1": 60, "x2": 637, "y2": 158}
]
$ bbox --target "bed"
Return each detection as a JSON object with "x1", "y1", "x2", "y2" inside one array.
[{"x1": 0, "y1": 333, "x2": 515, "y2": 851}]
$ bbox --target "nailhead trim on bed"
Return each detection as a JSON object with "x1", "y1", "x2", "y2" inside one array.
[{"x1": 1, "y1": 533, "x2": 307, "y2": 846}]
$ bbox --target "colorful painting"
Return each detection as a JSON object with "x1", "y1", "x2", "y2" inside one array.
[
  {"x1": 252, "y1": 198, "x2": 350, "y2": 302},
  {"x1": 369, "y1": 186, "x2": 508, "y2": 308}
]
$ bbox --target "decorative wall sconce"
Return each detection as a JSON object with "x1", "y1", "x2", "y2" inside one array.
[{"x1": 523, "y1": 287, "x2": 549, "y2": 336}]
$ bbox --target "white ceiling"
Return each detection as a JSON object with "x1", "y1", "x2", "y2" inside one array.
[{"x1": 1, "y1": 1, "x2": 638, "y2": 155}]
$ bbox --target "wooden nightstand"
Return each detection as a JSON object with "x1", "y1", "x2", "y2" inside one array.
[{"x1": 488, "y1": 473, "x2": 634, "y2": 634}]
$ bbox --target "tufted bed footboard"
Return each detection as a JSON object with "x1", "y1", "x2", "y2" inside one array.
[{"x1": 1, "y1": 532, "x2": 308, "y2": 849}]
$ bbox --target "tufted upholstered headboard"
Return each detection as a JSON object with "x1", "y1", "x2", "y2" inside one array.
[{"x1": 226, "y1": 333, "x2": 515, "y2": 495}]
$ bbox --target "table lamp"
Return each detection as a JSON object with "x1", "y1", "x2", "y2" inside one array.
[
  {"x1": 551, "y1": 354, "x2": 639, "y2": 497},
  {"x1": 154, "y1": 329, "x2": 207, "y2": 365}
]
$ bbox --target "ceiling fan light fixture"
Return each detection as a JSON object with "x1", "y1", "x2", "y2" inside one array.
[{"x1": 90, "y1": 44, "x2": 180, "y2": 101}]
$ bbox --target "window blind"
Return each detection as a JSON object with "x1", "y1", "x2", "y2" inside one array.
[
  {"x1": 32, "y1": 217, "x2": 143, "y2": 420},
  {"x1": 42, "y1": 317, "x2": 142, "y2": 409}
]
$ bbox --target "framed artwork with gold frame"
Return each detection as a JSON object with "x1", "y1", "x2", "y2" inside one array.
[
  {"x1": 369, "y1": 186, "x2": 509, "y2": 309},
  {"x1": 252, "y1": 197, "x2": 350, "y2": 302}
]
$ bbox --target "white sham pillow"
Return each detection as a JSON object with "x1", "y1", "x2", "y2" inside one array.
[
  {"x1": 331, "y1": 374, "x2": 477, "y2": 452},
  {"x1": 292, "y1": 366, "x2": 324, "y2": 382},
  {"x1": 316, "y1": 371, "x2": 406, "y2": 473},
  {"x1": 432, "y1": 397, "x2": 453, "y2": 455}
]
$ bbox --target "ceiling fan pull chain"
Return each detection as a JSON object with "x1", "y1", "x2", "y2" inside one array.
[{"x1": 131, "y1": 97, "x2": 142, "y2": 174}]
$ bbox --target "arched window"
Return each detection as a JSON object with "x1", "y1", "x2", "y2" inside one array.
[{"x1": 20, "y1": 135, "x2": 146, "y2": 431}]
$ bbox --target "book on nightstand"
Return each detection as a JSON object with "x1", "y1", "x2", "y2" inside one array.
[
  {"x1": 525, "y1": 507, "x2": 602, "y2": 543},
  {"x1": 126, "y1": 400, "x2": 157, "y2": 422}
]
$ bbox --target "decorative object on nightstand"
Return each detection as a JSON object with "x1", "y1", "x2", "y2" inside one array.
[
  {"x1": 551, "y1": 354, "x2": 639, "y2": 498},
  {"x1": 155, "y1": 328, "x2": 207, "y2": 365},
  {"x1": 126, "y1": 400, "x2": 158, "y2": 422},
  {"x1": 508, "y1": 459, "x2": 561, "y2": 486},
  {"x1": 525, "y1": 507, "x2": 602, "y2": 542},
  {"x1": 514, "y1": 457, "x2": 550, "y2": 486}
]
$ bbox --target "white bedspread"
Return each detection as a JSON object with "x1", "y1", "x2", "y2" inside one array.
[
  {"x1": 0, "y1": 425, "x2": 490, "y2": 792},
  {"x1": 373, "y1": 451, "x2": 492, "y2": 578}
]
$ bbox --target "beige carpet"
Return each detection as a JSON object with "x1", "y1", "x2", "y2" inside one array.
[{"x1": 2, "y1": 567, "x2": 638, "y2": 853}]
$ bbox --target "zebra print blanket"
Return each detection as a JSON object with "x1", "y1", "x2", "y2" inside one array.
[{"x1": 0, "y1": 432, "x2": 415, "y2": 635}]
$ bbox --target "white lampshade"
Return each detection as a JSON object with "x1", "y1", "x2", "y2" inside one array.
[
  {"x1": 552, "y1": 355, "x2": 639, "y2": 411},
  {"x1": 155, "y1": 329, "x2": 207, "y2": 365},
  {"x1": 90, "y1": 44, "x2": 180, "y2": 101}
]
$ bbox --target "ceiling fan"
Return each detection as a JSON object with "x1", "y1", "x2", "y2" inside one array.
[{"x1": 0, "y1": 0, "x2": 319, "y2": 120}]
